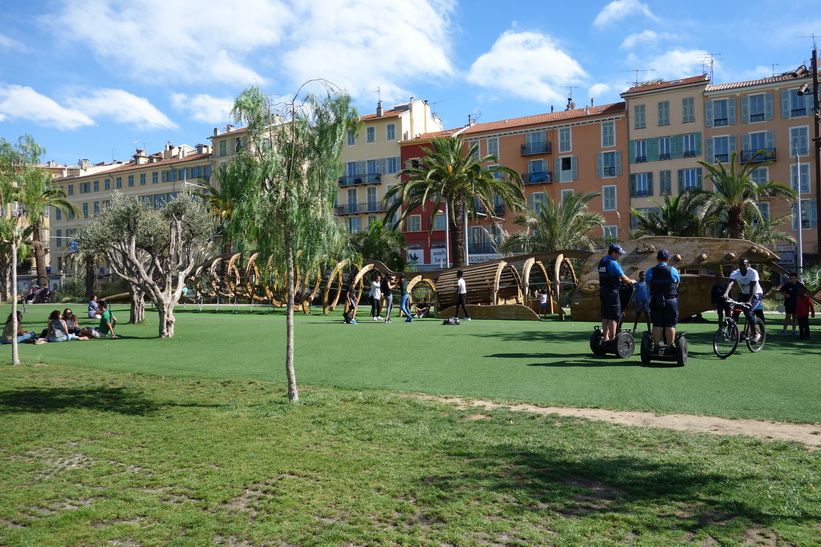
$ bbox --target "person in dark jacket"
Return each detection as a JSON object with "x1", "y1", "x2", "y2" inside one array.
[
  {"x1": 598, "y1": 244, "x2": 634, "y2": 342},
  {"x1": 645, "y1": 249, "x2": 680, "y2": 349}
]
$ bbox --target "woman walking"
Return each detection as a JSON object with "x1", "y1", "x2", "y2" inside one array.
[
  {"x1": 398, "y1": 273, "x2": 413, "y2": 322},
  {"x1": 383, "y1": 273, "x2": 396, "y2": 323}
]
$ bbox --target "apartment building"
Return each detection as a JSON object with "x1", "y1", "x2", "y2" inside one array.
[
  {"x1": 334, "y1": 99, "x2": 442, "y2": 235},
  {"x1": 620, "y1": 75, "x2": 710, "y2": 227},
  {"x1": 703, "y1": 68, "x2": 818, "y2": 263},
  {"x1": 50, "y1": 143, "x2": 213, "y2": 273}
]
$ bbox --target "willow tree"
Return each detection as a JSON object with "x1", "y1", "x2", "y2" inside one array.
[{"x1": 226, "y1": 83, "x2": 357, "y2": 402}]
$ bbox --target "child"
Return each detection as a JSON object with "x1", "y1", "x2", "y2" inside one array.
[
  {"x1": 631, "y1": 270, "x2": 651, "y2": 332},
  {"x1": 795, "y1": 286, "x2": 815, "y2": 339},
  {"x1": 344, "y1": 283, "x2": 358, "y2": 324},
  {"x1": 538, "y1": 288, "x2": 549, "y2": 317}
]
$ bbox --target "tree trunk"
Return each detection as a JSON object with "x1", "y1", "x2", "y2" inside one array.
[
  {"x1": 129, "y1": 286, "x2": 145, "y2": 324},
  {"x1": 0, "y1": 256, "x2": 10, "y2": 302},
  {"x1": 84, "y1": 256, "x2": 96, "y2": 299},
  {"x1": 285, "y1": 236, "x2": 299, "y2": 402},
  {"x1": 32, "y1": 223, "x2": 48, "y2": 287},
  {"x1": 728, "y1": 209, "x2": 745, "y2": 239},
  {"x1": 11, "y1": 239, "x2": 20, "y2": 365},
  {"x1": 451, "y1": 202, "x2": 466, "y2": 269},
  {"x1": 157, "y1": 299, "x2": 175, "y2": 338}
]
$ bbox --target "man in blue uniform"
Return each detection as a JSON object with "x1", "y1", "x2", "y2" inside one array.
[
  {"x1": 598, "y1": 243, "x2": 635, "y2": 342},
  {"x1": 645, "y1": 249, "x2": 680, "y2": 350}
]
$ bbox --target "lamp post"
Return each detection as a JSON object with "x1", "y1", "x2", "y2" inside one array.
[
  {"x1": 795, "y1": 154, "x2": 804, "y2": 275},
  {"x1": 437, "y1": 206, "x2": 450, "y2": 269},
  {"x1": 797, "y1": 47, "x2": 820, "y2": 260}
]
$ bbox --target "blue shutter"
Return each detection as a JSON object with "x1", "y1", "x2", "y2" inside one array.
[
  {"x1": 628, "y1": 140, "x2": 635, "y2": 164},
  {"x1": 742, "y1": 134, "x2": 751, "y2": 154},
  {"x1": 677, "y1": 170, "x2": 684, "y2": 194},
  {"x1": 810, "y1": 200, "x2": 818, "y2": 228},
  {"x1": 728, "y1": 98, "x2": 737, "y2": 125},
  {"x1": 647, "y1": 172, "x2": 654, "y2": 196},
  {"x1": 729, "y1": 135, "x2": 737, "y2": 154},
  {"x1": 697, "y1": 168, "x2": 703, "y2": 189},
  {"x1": 615, "y1": 152, "x2": 622, "y2": 176},
  {"x1": 629, "y1": 174, "x2": 636, "y2": 197},
  {"x1": 741, "y1": 96, "x2": 749, "y2": 123},
  {"x1": 554, "y1": 158, "x2": 561, "y2": 179},
  {"x1": 765, "y1": 92, "x2": 774, "y2": 120},
  {"x1": 705, "y1": 101, "x2": 714, "y2": 127},
  {"x1": 766, "y1": 130, "x2": 775, "y2": 150},
  {"x1": 781, "y1": 90, "x2": 791, "y2": 118},
  {"x1": 706, "y1": 138, "x2": 714, "y2": 163},
  {"x1": 596, "y1": 153, "x2": 603, "y2": 178},
  {"x1": 571, "y1": 156, "x2": 578, "y2": 180}
]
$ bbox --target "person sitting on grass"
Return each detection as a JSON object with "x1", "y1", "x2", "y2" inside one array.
[
  {"x1": 88, "y1": 295, "x2": 102, "y2": 319},
  {"x1": 63, "y1": 308, "x2": 101, "y2": 338},
  {"x1": 3, "y1": 311, "x2": 43, "y2": 344},
  {"x1": 97, "y1": 300, "x2": 118, "y2": 338},
  {"x1": 47, "y1": 310, "x2": 89, "y2": 342},
  {"x1": 413, "y1": 298, "x2": 430, "y2": 318}
]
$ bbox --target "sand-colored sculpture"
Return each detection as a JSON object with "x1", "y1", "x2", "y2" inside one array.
[{"x1": 569, "y1": 236, "x2": 784, "y2": 322}]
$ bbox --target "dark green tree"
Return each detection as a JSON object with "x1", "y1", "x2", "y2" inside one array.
[
  {"x1": 348, "y1": 219, "x2": 407, "y2": 271},
  {"x1": 630, "y1": 192, "x2": 709, "y2": 237}
]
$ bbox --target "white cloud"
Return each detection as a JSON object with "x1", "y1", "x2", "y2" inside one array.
[
  {"x1": 588, "y1": 83, "x2": 612, "y2": 102},
  {"x1": 620, "y1": 30, "x2": 676, "y2": 50},
  {"x1": 594, "y1": 0, "x2": 657, "y2": 28},
  {"x1": 67, "y1": 89, "x2": 177, "y2": 130},
  {"x1": 632, "y1": 49, "x2": 711, "y2": 81},
  {"x1": 466, "y1": 31, "x2": 587, "y2": 104},
  {"x1": 0, "y1": 33, "x2": 23, "y2": 50},
  {"x1": 0, "y1": 84, "x2": 94, "y2": 129},
  {"x1": 171, "y1": 93, "x2": 234, "y2": 123}
]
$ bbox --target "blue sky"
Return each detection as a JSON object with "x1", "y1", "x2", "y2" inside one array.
[{"x1": 1, "y1": 0, "x2": 819, "y2": 166}]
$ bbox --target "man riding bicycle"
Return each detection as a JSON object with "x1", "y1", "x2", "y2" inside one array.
[{"x1": 723, "y1": 258, "x2": 763, "y2": 342}]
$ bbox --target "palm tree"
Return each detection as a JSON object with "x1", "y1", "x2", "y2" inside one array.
[
  {"x1": 710, "y1": 210, "x2": 796, "y2": 248},
  {"x1": 385, "y1": 136, "x2": 525, "y2": 269},
  {"x1": 696, "y1": 152, "x2": 796, "y2": 239},
  {"x1": 499, "y1": 191, "x2": 604, "y2": 254},
  {"x1": 348, "y1": 219, "x2": 408, "y2": 271},
  {"x1": 630, "y1": 192, "x2": 709, "y2": 237},
  {"x1": 199, "y1": 165, "x2": 237, "y2": 256}
]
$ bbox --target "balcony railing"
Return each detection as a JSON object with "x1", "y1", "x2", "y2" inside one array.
[
  {"x1": 520, "y1": 141, "x2": 552, "y2": 156},
  {"x1": 468, "y1": 243, "x2": 498, "y2": 255},
  {"x1": 338, "y1": 173, "x2": 382, "y2": 187},
  {"x1": 522, "y1": 171, "x2": 553, "y2": 184},
  {"x1": 334, "y1": 201, "x2": 386, "y2": 215},
  {"x1": 740, "y1": 147, "x2": 776, "y2": 163}
]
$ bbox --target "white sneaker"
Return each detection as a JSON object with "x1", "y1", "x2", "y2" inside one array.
[
  {"x1": 465, "y1": 317, "x2": 471, "y2": 321},
  {"x1": 752, "y1": 333, "x2": 761, "y2": 343}
]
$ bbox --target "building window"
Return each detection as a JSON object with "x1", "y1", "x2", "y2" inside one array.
[
  {"x1": 366, "y1": 187, "x2": 378, "y2": 213},
  {"x1": 558, "y1": 127, "x2": 571, "y2": 153},
  {"x1": 790, "y1": 126, "x2": 810, "y2": 156},
  {"x1": 366, "y1": 127, "x2": 375, "y2": 143},
  {"x1": 346, "y1": 188, "x2": 357, "y2": 213},
  {"x1": 792, "y1": 200, "x2": 818, "y2": 230},
  {"x1": 746, "y1": 93, "x2": 768, "y2": 122},
  {"x1": 634, "y1": 140, "x2": 647, "y2": 163},
  {"x1": 707, "y1": 98, "x2": 736, "y2": 127},
  {"x1": 713, "y1": 99, "x2": 729, "y2": 126},
  {"x1": 346, "y1": 217, "x2": 361, "y2": 234},
  {"x1": 116, "y1": 177, "x2": 122, "y2": 189},
  {"x1": 487, "y1": 137, "x2": 499, "y2": 157},
  {"x1": 555, "y1": 156, "x2": 577, "y2": 182},
  {"x1": 386, "y1": 157, "x2": 400, "y2": 174},
  {"x1": 127, "y1": 175, "x2": 134, "y2": 187},
  {"x1": 658, "y1": 137, "x2": 671, "y2": 160},
  {"x1": 602, "y1": 185, "x2": 616, "y2": 211},
  {"x1": 524, "y1": 131, "x2": 547, "y2": 155},
  {"x1": 138, "y1": 173, "x2": 145, "y2": 186},
  {"x1": 659, "y1": 170, "x2": 672, "y2": 195},
  {"x1": 713, "y1": 136, "x2": 731, "y2": 162},
  {"x1": 682, "y1": 97, "x2": 695, "y2": 123},
  {"x1": 603, "y1": 225, "x2": 618, "y2": 240},
  {"x1": 386, "y1": 124, "x2": 395, "y2": 141},
  {"x1": 791, "y1": 162, "x2": 811, "y2": 194},
  {"x1": 219, "y1": 140, "x2": 226, "y2": 156},
  {"x1": 781, "y1": 89, "x2": 812, "y2": 118},
  {"x1": 601, "y1": 121, "x2": 615, "y2": 148},
  {"x1": 658, "y1": 100, "x2": 670, "y2": 126},
  {"x1": 407, "y1": 215, "x2": 422, "y2": 232},
  {"x1": 93, "y1": 180, "x2": 99, "y2": 192},
  {"x1": 93, "y1": 201, "x2": 100, "y2": 216},
  {"x1": 683, "y1": 133, "x2": 698, "y2": 157},
  {"x1": 104, "y1": 178, "x2": 110, "y2": 190},
  {"x1": 347, "y1": 129, "x2": 356, "y2": 146},
  {"x1": 528, "y1": 192, "x2": 546, "y2": 211},
  {"x1": 56, "y1": 229, "x2": 62, "y2": 248},
  {"x1": 750, "y1": 167, "x2": 769, "y2": 186},
  {"x1": 634, "y1": 104, "x2": 646, "y2": 129},
  {"x1": 82, "y1": 202, "x2": 89, "y2": 218},
  {"x1": 55, "y1": 209, "x2": 61, "y2": 221},
  {"x1": 631, "y1": 173, "x2": 652, "y2": 197},
  {"x1": 631, "y1": 207, "x2": 659, "y2": 229},
  {"x1": 67, "y1": 184, "x2": 74, "y2": 195},
  {"x1": 597, "y1": 151, "x2": 621, "y2": 178},
  {"x1": 752, "y1": 202, "x2": 770, "y2": 226},
  {"x1": 434, "y1": 212, "x2": 446, "y2": 231},
  {"x1": 561, "y1": 189, "x2": 573, "y2": 203},
  {"x1": 678, "y1": 168, "x2": 703, "y2": 193}
]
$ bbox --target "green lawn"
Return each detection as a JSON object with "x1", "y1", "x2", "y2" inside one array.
[{"x1": 4, "y1": 302, "x2": 820, "y2": 424}]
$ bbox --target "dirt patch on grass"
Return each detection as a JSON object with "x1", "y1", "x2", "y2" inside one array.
[{"x1": 409, "y1": 395, "x2": 821, "y2": 449}]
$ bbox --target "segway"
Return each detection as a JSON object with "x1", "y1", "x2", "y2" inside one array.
[
  {"x1": 639, "y1": 331, "x2": 688, "y2": 366},
  {"x1": 590, "y1": 284, "x2": 635, "y2": 359}
]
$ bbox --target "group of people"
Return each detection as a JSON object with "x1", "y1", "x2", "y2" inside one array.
[
  {"x1": 2, "y1": 295, "x2": 118, "y2": 345},
  {"x1": 344, "y1": 271, "x2": 432, "y2": 324},
  {"x1": 601, "y1": 242, "x2": 815, "y2": 347}
]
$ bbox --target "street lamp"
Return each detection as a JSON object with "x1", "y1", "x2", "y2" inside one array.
[
  {"x1": 796, "y1": 47, "x2": 820, "y2": 260},
  {"x1": 436, "y1": 206, "x2": 450, "y2": 269}
]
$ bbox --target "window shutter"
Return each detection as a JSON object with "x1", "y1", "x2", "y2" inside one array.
[
  {"x1": 648, "y1": 137, "x2": 659, "y2": 162},
  {"x1": 695, "y1": 132, "x2": 703, "y2": 156},
  {"x1": 615, "y1": 152, "x2": 622, "y2": 176},
  {"x1": 629, "y1": 174, "x2": 636, "y2": 198},
  {"x1": 810, "y1": 200, "x2": 818, "y2": 228},
  {"x1": 741, "y1": 96, "x2": 750, "y2": 123},
  {"x1": 596, "y1": 153, "x2": 603, "y2": 178},
  {"x1": 729, "y1": 135, "x2": 737, "y2": 154},
  {"x1": 706, "y1": 138, "x2": 714, "y2": 163},
  {"x1": 705, "y1": 101, "x2": 714, "y2": 127},
  {"x1": 742, "y1": 134, "x2": 751, "y2": 153},
  {"x1": 671, "y1": 135, "x2": 682, "y2": 158},
  {"x1": 766, "y1": 130, "x2": 775, "y2": 150},
  {"x1": 554, "y1": 158, "x2": 561, "y2": 180},
  {"x1": 728, "y1": 98, "x2": 737, "y2": 125},
  {"x1": 765, "y1": 93, "x2": 774, "y2": 120},
  {"x1": 781, "y1": 90, "x2": 791, "y2": 118},
  {"x1": 647, "y1": 172, "x2": 654, "y2": 196},
  {"x1": 697, "y1": 168, "x2": 703, "y2": 189},
  {"x1": 571, "y1": 156, "x2": 578, "y2": 180},
  {"x1": 628, "y1": 140, "x2": 635, "y2": 164}
]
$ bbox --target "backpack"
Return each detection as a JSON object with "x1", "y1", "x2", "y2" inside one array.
[{"x1": 442, "y1": 317, "x2": 460, "y2": 325}]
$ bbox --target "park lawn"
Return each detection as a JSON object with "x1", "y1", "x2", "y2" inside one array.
[
  {"x1": 1, "y1": 362, "x2": 820, "y2": 546},
  {"x1": 4, "y1": 303, "x2": 820, "y2": 424}
]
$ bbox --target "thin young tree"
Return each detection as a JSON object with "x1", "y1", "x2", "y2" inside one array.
[
  {"x1": 226, "y1": 82, "x2": 357, "y2": 402},
  {"x1": 385, "y1": 136, "x2": 525, "y2": 269}
]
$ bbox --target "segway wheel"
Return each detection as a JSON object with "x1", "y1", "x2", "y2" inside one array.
[
  {"x1": 614, "y1": 331, "x2": 635, "y2": 359},
  {"x1": 590, "y1": 329, "x2": 607, "y2": 356},
  {"x1": 675, "y1": 336, "x2": 688, "y2": 367},
  {"x1": 640, "y1": 332, "x2": 652, "y2": 364}
]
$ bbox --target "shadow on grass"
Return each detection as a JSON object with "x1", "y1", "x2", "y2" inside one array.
[
  {"x1": 426, "y1": 444, "x2": 820, "y2": 534},
  {"x1": 0, "y1": 386, "x2": 160, "y2": 416},
  {"x1": 487, "y1": 352, "x2": 642, "y2": 367}
]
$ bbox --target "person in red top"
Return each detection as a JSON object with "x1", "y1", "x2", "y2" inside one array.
[{"x1": 794, "y1": 286, "x2": 815, "y2": 339}]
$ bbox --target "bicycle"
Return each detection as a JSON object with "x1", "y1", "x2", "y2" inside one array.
[{"x1": 712, "y1": 297, "x2": 766, "y2": 359}]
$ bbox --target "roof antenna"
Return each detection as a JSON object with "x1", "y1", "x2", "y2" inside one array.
[
  {"x1": 623, "y1": 69, "x2": 653, "y2": 86},
  {"x1": 566, "y1": 86, "x2": 577, "y2": 110},
  {"x1": 702, "y1": 53, "x2": 722, "y2": 81}
]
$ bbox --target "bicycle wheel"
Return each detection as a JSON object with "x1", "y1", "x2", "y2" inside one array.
[
  {"x1": 746, "y1": 317, "x2": 766, "y2": 352},
  {"x1": 713, "y1": 321, "x2": 739, "y2": 359}
]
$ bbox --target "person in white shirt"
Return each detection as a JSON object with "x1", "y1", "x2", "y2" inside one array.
[
  {"x1": 454, "y1": 270, "x2": 470, "y2": 320},
  {"x1": 369, "y1": 273, "x2": 383, "y2": 321},
  {"x1": 723, "y1": 258, "x2": 763, "y2": 341}
]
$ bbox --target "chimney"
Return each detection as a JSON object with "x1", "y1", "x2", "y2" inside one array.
[
  {"x1": 591, "y1": 98, "x2": 594, "y2": 106},
  {"x1": 213, "y1": 128, "x2": 219, "y2": 136},
  {"x1": 133, "y1": 149, "x2": 148, "y2": 165},
  {"x1": 226, "y1": 124, "x2": 234, "y2": 132},
  {"x1": 376, "y1": 100, "x2": 383, "y2": 117}
]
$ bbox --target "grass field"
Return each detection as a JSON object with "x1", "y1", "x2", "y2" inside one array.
[{"x1": 1, "y1": 303, "x2": 819, "y2": 545}]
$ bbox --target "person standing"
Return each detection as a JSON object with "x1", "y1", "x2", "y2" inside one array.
[
  {"x1": 454, "y1": 270, "x2": 470, "y2": 321},
  {"x1": 598, "y1": 244, "x2": 634, "y2": 342},
  {"x1": 711, "y1": 273, "x2": 731, "y2": 324},
  {"x1": 779, "y1": 272, "x2": 805, "y2": 336},
  {"x1": 398, "y1": 273, "x2": 413, "y2": 322},
  {"x1": 98, "y1": 300, "x2": 118, "y2": 339},
  {"x1": 645, "y1": 250, "x2": 680, "y2": 349},
  {"x1": 539, "y1": 288, "x2": 549, "y2": 318},
  {"x1": 382, "y1": 274, "x2": 396, "y2": 324},
  {"x1": 723, "y1": 258, "x2": 763, "y2": 342},
  {"x1": 631, "y1": 270, "x2": 651, "y2": 332},
  {"x1": 344, "y1": 283, "x2": 358, "y2": 324},
  {"x1": 794, "y1": 286, "x2": 815, "y2": 339},
  {"x1": 369, "y1": 273, "x2": 383, "y2": 321}
]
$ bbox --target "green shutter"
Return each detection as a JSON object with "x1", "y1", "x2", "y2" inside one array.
[
  {"x1": 677, "y1": 170, "x2": 684, "y2": 194},
  {"x1": 705, "y1": 101, "x2": 714, "y2": 127},
  {"x1": 742, "y1": 134, "x2": 751, "y2": 154},
  {"x1": 706, "y1": 138, "x2": 714, "y2": 163},
  {"x1": 671, "y1": 135, "x2": 683, "y2": 158},
  {"x1": 571, "y1": 156, "x2": 578, "y2": 181},
  {"x1": 648, "y1": 137, "x2": 659, "y2": 162},
  {"x1": 596, "y1": 153, "x2": 603, "y2": 178},
  {"x1": 729, "y1": 135, "x2": 737, "y2": 154},
  {"x1": 647, "y1": 172, "x2": 654, "y2": 196},
  {"x1": 630, "y1": 174, "x2": 636, "y2": 198},
  {"x1": 628, "y1": 140, "x2": 635, "y2": 164},
  {"x1": 695, "y1": 132, "x2": 703, "y2": 156}
]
